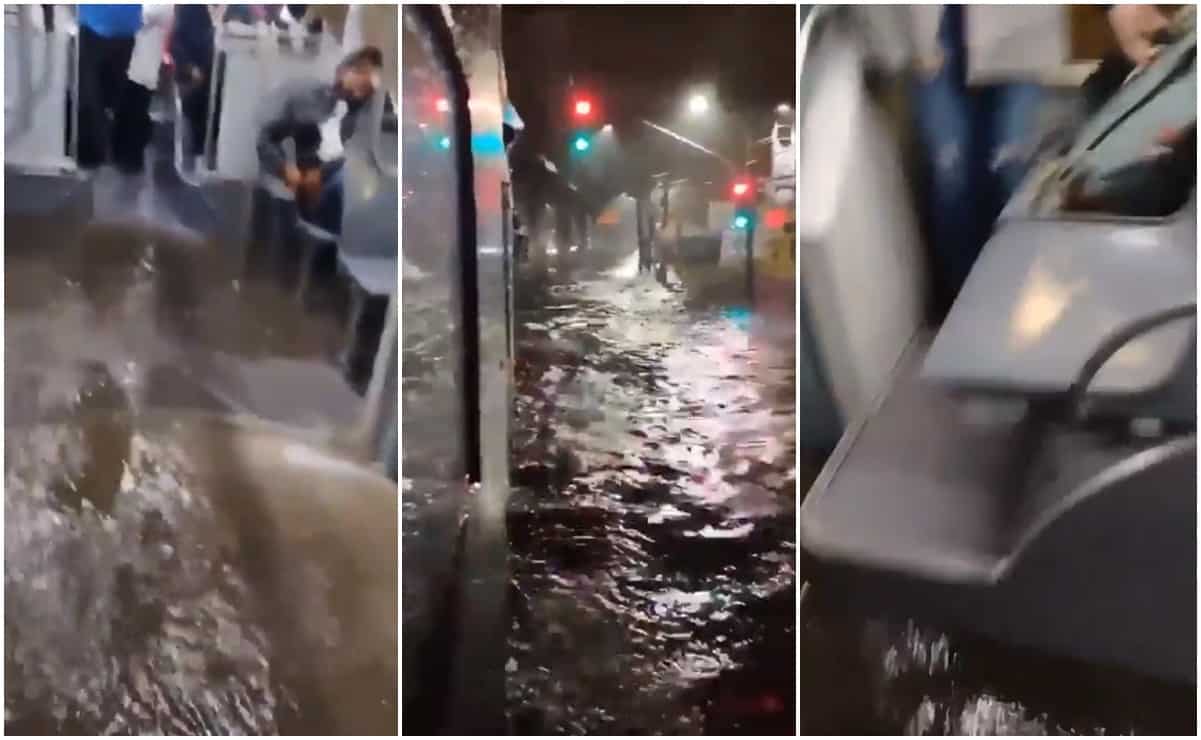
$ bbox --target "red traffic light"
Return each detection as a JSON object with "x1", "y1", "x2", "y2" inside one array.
[
  {"x1": 435, "y1": 97, "x2": 450, "y2": 113},
  {"x1": 731, "y1": 180, "x2": 751, "y2": 198},
  {"x1": 574, "y1": 99, "x2": 593, "y2": 117}
]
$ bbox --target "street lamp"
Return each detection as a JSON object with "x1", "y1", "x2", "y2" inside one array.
[
  {"x1": 687, "y1": 94, "x2": 710, "y2": 117},
  {"x1": 776, "y1": 102, "x2": 792, "y2": 116}
]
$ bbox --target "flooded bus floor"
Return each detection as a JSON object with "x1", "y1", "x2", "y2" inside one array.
[{"x1": 4, "y1": 177, "x2": 397, "y2": 735}]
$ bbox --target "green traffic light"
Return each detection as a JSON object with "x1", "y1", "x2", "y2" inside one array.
[
  {"x1": 733, "y1": 215, "x2": 750, "y2": 229},
  {"x1": 573, "y1": 136, "x2": 590, "y2": 152},
  {"x1": 438, "y1": 136, "x2": 451, "y2": 150}
]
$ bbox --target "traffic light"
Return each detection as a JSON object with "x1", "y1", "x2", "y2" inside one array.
[
  {"x1": 730, "y1": 176, "x2": 754, "y2": 202},
  {"x1": 732, "y1": 207, "x2": 756, "y2": 230},
  {"x1": 572, "y1": 135, "x2": 591, "y2": 152},
  {"x1": 573, "y1": 98, "x2": 593, "y2": 118}
]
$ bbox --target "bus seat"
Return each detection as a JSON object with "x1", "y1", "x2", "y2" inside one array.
[
  {"x1": 1066, "y1": 15, "x2": 1196, "y2": 196},
  {"x1": 4, "y1": 11, "x2": 76, "y2": 173},
  {"x1": 340, "y1": 96, "x2": 398, "y2": 260},
  {"x1": 922, "y1": 207, "x2": 1196, "y2": 407},
  {"x1": 795, "y1": 17, "x2": 928, "y2": 438},
  {"x1": 923, "y1": 15, "x2": 1197, "y2": 415}
]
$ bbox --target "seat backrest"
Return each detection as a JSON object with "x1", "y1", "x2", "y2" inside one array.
[
  {"x1": 5, "y1": 11, "x2": 74, "y2": 171},
  {"x1": 212, "y1": 30, "x2": 342, "y2": 180},
  {"x1": 1067, "y1": 19, "x2": 1196, "y2": 190},
  {"x1": 795, "y1": 19, "x2": 928, "y2": 439},
  {"x1": 340, "y1": 90, "x2": 398, "y2": 259}
]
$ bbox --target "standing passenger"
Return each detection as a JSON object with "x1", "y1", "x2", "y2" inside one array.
[
  {"x1": 76, "y1": 4, "x2": 143, "y2": 169},
  {"x1": 113, "y1": 4, "x2": 171, "y2": 174},
  {"x1": 169, "y1": 4, "x2": 217, "y2": 160}
]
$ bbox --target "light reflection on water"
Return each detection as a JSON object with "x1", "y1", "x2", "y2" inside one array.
[{"x1": 507, "y1": 260, "x2": 796, "y2": 734}]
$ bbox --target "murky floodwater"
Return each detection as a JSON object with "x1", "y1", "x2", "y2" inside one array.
[
  {"x1": 506, "y1": 251, "x2": 797, "y2": 734},
  {"x1": 5, "y1": 164, "x2": 397, "y2": 735}
]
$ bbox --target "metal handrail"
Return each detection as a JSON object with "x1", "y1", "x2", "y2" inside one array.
[
  {"x1": 172, "y1": 80, "x2": 205, "y2": 188},
  {"x1": 368, "y1": 89, "x2": 398, "y2": 179},
  {"x1": 1070, "y1": 303, "x2": 1197, "y2": 407},
  {"x1": 67, "y1": 27, "x2": 78, "y2": 161},
  {"x1": 202, "y1": 50, "x2": 225, "y2": 172}
]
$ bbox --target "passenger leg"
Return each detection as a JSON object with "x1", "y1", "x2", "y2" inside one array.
[
  {"x1": 313, "y1": 163, "x2": 345, "y2": 235},
  {"x1": 981, "y1": 82, "x2": 1045, "y2": 221},
  {"x1": 112, "y1": 79, "x2": 152, "y2": 174},
  {"x1": 103, "y1": 37, "x2": 137, "y2": 169},
  {"x1": 911, "y1": 24, "x2": 982, "y2": 310},
  {"x1": 75, "y1": 27, "x2": 108, "y2": 168},
  {"x1": 181, "y1": 81, "x2": 209, "y2": 157}
]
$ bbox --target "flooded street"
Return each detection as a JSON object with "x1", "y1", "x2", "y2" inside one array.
[
  {"x1": 505, "y1": 250, "x2": 797, "y2": 734},
  {"x1": 5, "y1": 168, "x2": 397, "y2": 735}
]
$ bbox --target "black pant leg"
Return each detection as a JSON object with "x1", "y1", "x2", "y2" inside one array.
[
  {"x1": 103, "y1": 36, "x2": 136, "y2": 160},
  {"x1": 113, "y1": 80, "x2": 151, "y2": 173},
  {"x1": 75, "y1": 27, "x2": 107, "y2": 168},
  {"x1": 181, "y1": 78, "x2": 210, "y2": 157}
]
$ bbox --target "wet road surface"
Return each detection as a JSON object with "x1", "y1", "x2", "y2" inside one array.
[{"x1": 506, "y1": 251, "x2": 797, "y2": 734}]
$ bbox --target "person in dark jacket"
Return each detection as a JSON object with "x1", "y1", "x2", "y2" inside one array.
[
  {"x1": 76, "y1": 4, "x2": 143, "y2": 169},
  {"x1": 256, "y1": 45, "x2": 383, "y2": 234}
]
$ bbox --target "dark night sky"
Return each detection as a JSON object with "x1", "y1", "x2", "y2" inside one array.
[{"x1": 503, "y1": 4, "x2": 796, "y2": 195}]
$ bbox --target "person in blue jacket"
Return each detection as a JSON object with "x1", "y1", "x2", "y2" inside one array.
[{"x1": 76, "y1": 4, "x2": 143, "y2": 170}]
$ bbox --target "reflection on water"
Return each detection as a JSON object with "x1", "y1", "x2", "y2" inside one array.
[{"x1": 507, "y1": 253, "x2": 797, "y2": 734}]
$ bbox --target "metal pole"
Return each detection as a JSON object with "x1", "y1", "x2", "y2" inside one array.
[{"x1": 746, "y1": 219, "x2": 756, "y2": 307}]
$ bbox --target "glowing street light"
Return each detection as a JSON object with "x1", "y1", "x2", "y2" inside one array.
[
  {"x1": 688, "y1": 94, "x2": 710, "y2": 116},
  {"x1": 601, "y1": 123, "x2": 613, "y2": 133},
  {"x1": 776, "y1": 102, "x2": 792, "y2": 115}
]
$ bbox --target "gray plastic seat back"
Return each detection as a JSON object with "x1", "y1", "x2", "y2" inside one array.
[
  {"x1": 5, "y1": 10, "x2": 74, "y2": 171},
  {"x1": 1068, "y1": 19, "x2": 1196, "y2": 188},
  {"x1": 341, "y1": 91, "x2": 397, "y2": 261},
  {"x1": 212, "y1": 30, "x2": 342, "y2": 180}
]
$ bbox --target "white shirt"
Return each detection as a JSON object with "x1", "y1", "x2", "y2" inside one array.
[{"x1": 127, "y1": 4, "x2": 172, "y2": 90}]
